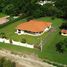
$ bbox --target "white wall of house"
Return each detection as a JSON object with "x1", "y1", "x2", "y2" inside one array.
[
  {"x1": 16, "y1": 29, "x2": 19, "y2": 33},
  {"x1": 16, "y1": 30, "x2": 24, "y2": 35},
  {"x1": 44, "y1": 25, "x2": 51, "y2": 32},
  {"x1": 21, "y1": 30, "x2": 25, "y2": 34},
  {"x1": 16, "y1": 25, "x2": 51, "y2": 36},
  {"x1": 16, "y1": 30, "x2": 41, "y2": 36},
  {"x1": 61, "y1": 33, "x2": 67, "y2": 36}
]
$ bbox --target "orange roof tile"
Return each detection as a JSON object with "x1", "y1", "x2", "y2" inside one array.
[
  {"x1": 61, "y1": 29, "x2": 67, "y2": 34},
  {"x1": 16, "y1": 20, "x2": 52, "y2": 32}
]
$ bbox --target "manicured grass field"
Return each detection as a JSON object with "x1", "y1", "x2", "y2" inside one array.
[{"x1": 0, "y1": 16, "x2": 67, "y2": 64}]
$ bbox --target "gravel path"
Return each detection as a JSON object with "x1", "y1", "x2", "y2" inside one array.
[{"x1": 0, "y1": 50, "x2": 55, "y2": 67}]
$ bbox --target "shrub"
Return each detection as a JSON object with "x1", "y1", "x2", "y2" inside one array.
[
  {"x1": 51, "y1": 16, "x2": 55, "y2": 20},
  {"x1": 0, "y1": 32, "x2": 7, "y2": 38},
  {"x1": 0, "y1": 57, "x2": 16, "y2": 67},
  {"x1": 21, "y1": 38, "x2": 26, "y2": 43},
  {"x1": 0, "y1": 57, "x2": 5, "y2": 67},
  {"x1": 11, "y1": 62, "x2": 16, "y2": 67},
  {"x1": 60, "y1": 22, "x2": 67, "y2": 29},
  {"x1": 26, "y1": 16, "x2": 33, "y2": 21}
]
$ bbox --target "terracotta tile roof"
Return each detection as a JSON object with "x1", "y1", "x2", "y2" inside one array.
[
  {"x1": 61, "y1": 29, "x2": 67, "y2": 34},
  {"x1": 16, "y1": 20, "x2": 52, "y2": 32}
]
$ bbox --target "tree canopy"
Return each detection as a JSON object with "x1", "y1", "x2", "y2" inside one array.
[
  {"x1": 60, "y1": 22, "x2": 67, "y2": 29},
  {"x1": 0, "y1": 0, "x2": 67, "y2": 18},
  {"x1": 56, "y1": 38, "x2": 67, "y2": 53}
]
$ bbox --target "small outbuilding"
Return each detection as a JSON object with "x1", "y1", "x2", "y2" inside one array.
[{"x1": 61, "y1": 29, "x2": 67, "y2": 36}]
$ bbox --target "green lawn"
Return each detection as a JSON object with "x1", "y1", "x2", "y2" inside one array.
[
  {"x1": 0, "y1": 17, "x2": 67, "y2": 64},
  {"x1": 0, "y1": 42, "x2": 36, "y2": 55},
  {"x1": 38, "y1": 32, "x2": 67, "y2": 64},
  {"x1": 36, "y1": 18, "x2": 67, "y2": 64}
]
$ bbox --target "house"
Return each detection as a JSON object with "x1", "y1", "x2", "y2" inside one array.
[
  {"x1": 61, "y1": 29, "x2": 67, "y2": 36},
  {"x1": 37, "y1": 0, "x2": 55, "y2": 6},
  {"x1": 16, "y1": 20, "x2": 52, "y2": 36}
]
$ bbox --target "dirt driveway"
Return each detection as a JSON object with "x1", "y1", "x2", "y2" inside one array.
[
  {"x1": 0, "y1": 50, "x2": 55, "y2": 67},
  {"x1": 0, "y1": 16, "x2": 9, "y2": 24}
]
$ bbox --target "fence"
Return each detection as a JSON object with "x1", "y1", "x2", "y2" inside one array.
[{"x1": 0, "y1": 38, "x2": 34, "y2": 48}]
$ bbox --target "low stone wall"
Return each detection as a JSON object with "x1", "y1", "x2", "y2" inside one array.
[{"x1": 0, "y1": 38, "x2": 34, "y2": 48}]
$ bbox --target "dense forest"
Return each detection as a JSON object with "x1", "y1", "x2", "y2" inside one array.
[{"x1": 0, "y1": 0, "x2": 67, "y2": 18}]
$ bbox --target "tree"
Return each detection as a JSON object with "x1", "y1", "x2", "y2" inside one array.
[
  {"x1": 2, "y1": 4, "x2": 15, "y2": 15},
  {"x1": 27, "y1": 16, "x2": 33, "y2": 21},
  {"x1": 9, "y1": 39, "x2": 13, "y2": 44},
  {"x1": 52, "y1": 0, "x2": 67, "y2": 18},
  {"x1": 60, "y1": 22, "x2": 67, "y2": 29},
  {"x1": 3, "y1": 60, "x2": 12, "y2": 67},
  {"x1": 56, "y1": 38, "x2": 67, "y2": 53},
  {"x1": 0, "y1": 0, "x2": 40, "y2": 16},
  {"x1": 39, "y1": 3, "x2": 63, "y2": 17},
  {"x1": 56, "y1": 42, "x2": 64, "y2": 53},
  {"x1": 0, "y1": 57, "x2": 5, "y2": 67},
  {"x1": 32, "y1": 8, "x2": 43, "y2": 18},
  {"x1": 0, "y1": 0, "x2": 65, "y2": 18},
  {"x1": 0, "y1": 32, "x2": 6, "y2": 38},
  {"x1": 62, "y1": 38, "x2": 67, "y2": 48}
]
